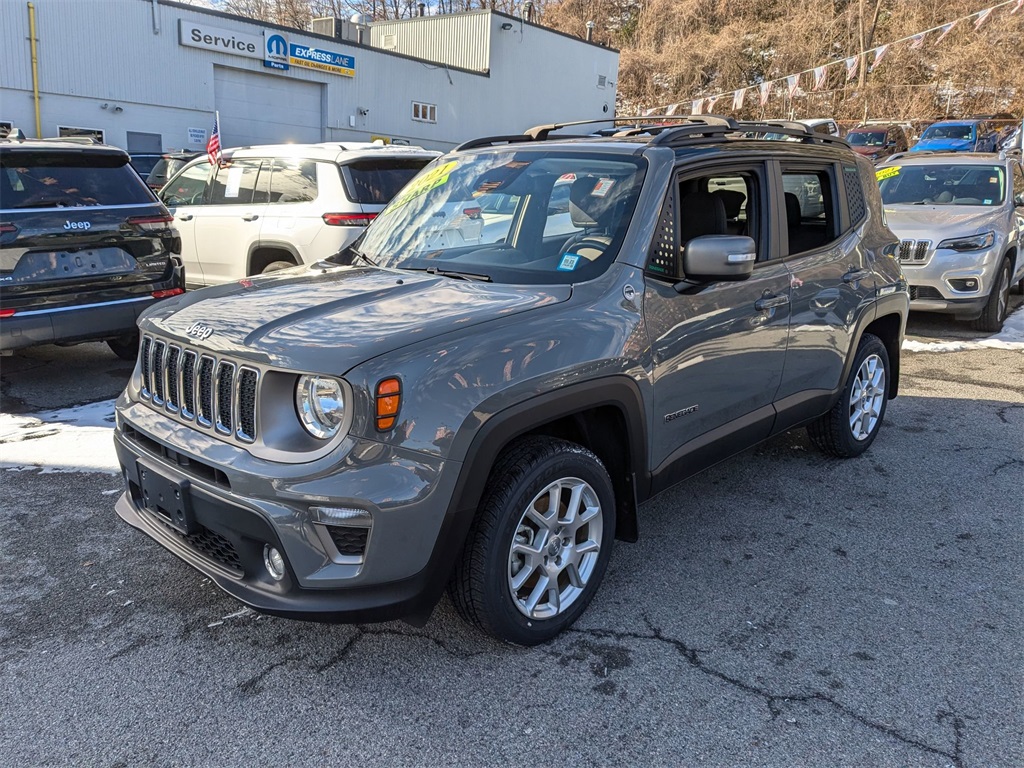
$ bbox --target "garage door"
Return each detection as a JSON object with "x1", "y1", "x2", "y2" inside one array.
[{"x1": 213, "y1": 66, "x2": 323, "y2": 148}]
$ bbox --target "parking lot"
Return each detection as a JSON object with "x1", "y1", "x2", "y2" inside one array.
[{"x1": 1, "y1": 309, "x2": 1021, "y2": 767}]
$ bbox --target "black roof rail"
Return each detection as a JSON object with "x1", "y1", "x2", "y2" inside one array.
[{"x1": 455, "y1": 113, "x2": 851, "y2": 153}]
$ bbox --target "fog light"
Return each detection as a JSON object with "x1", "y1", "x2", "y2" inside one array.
[
  {"x1": 948, "y1": 278, "x2": 980, "y2": 292},
  {"x1": 263, "y1": 545, "x2": 286, "y2": 581}
]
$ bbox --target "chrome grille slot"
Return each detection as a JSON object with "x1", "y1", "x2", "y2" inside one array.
[
  {"x1": 898, "y1": 239, "x2": 931, "y2": 264},
  {"x1": 140, "y1": 336, "x2": 152, "y2": 399},
  {"x1": 197, "y1": 355, "x2": 215, "y2": 427},
  {"x1": 236, "y1": 367, "x2": 259, "y2": 443},
  {"x1": 152, "y1": 341, "x2": 166, "y2": 405},
  {"x1": 181, "y1": 350, "x2": 198, "y2": 420},
  {"x1": 215, "y1": 361, "x2": 235, "y2": 435},
  {"x1": 137, "y1": 334, "x2": 263, "y2": 447},
  {"x1": 165, "y1": 346, "x2": 181, "y2": 412}
]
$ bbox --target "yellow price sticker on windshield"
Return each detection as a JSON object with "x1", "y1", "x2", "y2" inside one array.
[
  {"x1": 391, "y1": 161, "x2": 458, "y2": 209},
  {"x1": 875, "y1": 166, "x2": 900, "y2": 181}
]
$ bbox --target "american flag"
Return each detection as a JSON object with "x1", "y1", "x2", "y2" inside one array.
[{"x1": 207, "y1": 111, "x2": 221, "y2": 165}]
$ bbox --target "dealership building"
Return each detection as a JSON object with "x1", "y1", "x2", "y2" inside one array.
[{"x1": 0, "y1": 0, "x2": 619, "y2": 154}]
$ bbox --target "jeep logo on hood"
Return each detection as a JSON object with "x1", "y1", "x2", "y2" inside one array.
[
  {"x1": 185, "y1": 322, "x2": 214, "y2": 340},
  {"x1": 64, "y1": 220, "x2": 91, "y2": 230}
]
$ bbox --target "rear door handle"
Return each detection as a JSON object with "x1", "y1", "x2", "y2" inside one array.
[
  {"x1": 176, "y1": 214, "x2": 193, "y2": 222},
  {"x1": 242, "y1": 213, "x2": 259, "y2": 222},
  {"x1": 843, "y1": 268, "x2": 871, "y2": 284},
  {"x1": 754, "y1": 294, "x2": 790, "y2": 311}
]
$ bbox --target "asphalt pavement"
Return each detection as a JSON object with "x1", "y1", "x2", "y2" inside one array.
[{"x1": 1, "y1": 325, "x2": 1022, "y2": 767}]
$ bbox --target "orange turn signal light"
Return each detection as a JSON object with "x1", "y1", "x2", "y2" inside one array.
[{"x1": 375, "y1": 377, "x2": 402, "y2": 431}]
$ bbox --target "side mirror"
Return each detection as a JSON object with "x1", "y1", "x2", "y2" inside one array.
[{"x1": 680, "y1": 235, "x2": 756, "y2": 285}]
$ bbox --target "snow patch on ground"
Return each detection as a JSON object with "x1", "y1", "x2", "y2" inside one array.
[
  {"x1": 0, "y1": 399, "x2": 119, "y2": 474},
  {"x1": 902, "y1": 306, "x2": 1024, "y2": 353}
]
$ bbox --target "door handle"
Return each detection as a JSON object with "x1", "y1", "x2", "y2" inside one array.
[
  {"x1": 176, "y1": 214, "x2": 193, "y2": 222},
  {"x1": 754, "y1": 294, "x2": 790, "y2": 311},
  {"x1": 242, "y1": 213, "x2": 260, "y2": 222},
  {"x1": 843, "y1": 268, "x2": 871, "y2": 284}
]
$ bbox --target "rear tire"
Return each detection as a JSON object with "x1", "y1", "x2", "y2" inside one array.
[
  {"x1": 107, "y1": 333, "x2": 140, "y2": 361},
  {"x1": 261, "y1": 260, "x2": 295, "y2": 274},
  {"x1": 807, "y1": 333, "x2": 889, "y2": 458},
  {"x1": 973, "y1": 257, "x2": 1011, "y2": 333},
  {"x1": 449, "y1": 436, "x2": 615, "y2": 646}
]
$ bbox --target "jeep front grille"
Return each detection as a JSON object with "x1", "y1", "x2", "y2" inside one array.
[
  {"x1": 898, "y1": 239, "x2": 931, "y2": 264},
  {"x1": 138, "y1": 334, "x2": 259, "y2": 444}
]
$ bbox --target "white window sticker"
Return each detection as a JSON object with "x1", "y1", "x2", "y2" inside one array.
[
  {"x1": 591, "y1": 178, "x2": 615, "y2": 197},
  {"x1": 224, "y1": 166, "x2": 244, "y2": 198}
]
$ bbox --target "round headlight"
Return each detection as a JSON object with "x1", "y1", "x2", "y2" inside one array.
[{"x1": 296, "y1": 375, "x2": 346, "y2": 439}]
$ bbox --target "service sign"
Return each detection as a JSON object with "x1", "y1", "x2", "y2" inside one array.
[
  {"x1": 179, "y1": 19, "x2": 261, "y2": 60},
  {"x1": 187, "y1": 127, "x2": 208, "y2": 146},
  {"x1": 289, "y1": 43, "x2": 355, "y2": 77}
]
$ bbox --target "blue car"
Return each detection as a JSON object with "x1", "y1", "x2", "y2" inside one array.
[{"x1": 911, "y1": 120, "x2": 998, "y2": 153}]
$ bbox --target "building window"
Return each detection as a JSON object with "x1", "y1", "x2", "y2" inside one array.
[
  {"x1": 58, "y1": 125, "x2": 104, "y2": 143},
  {"x1": 412, "y1": 102, "x2": 437, "y2": 124}
]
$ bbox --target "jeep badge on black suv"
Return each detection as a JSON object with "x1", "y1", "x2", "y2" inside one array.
[
  {"x1": 1, "y1": 133, "x2": 185, "y2": 359},
  {"x1": 112, "y1": 116, "x2": 908, "y2": 645}
]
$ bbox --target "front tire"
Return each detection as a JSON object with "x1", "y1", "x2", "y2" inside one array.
[
  {"x1": 449, "y1": 437, "x2": 615, "y2": 646},
  {"x1": 107, "y1": 332, "x2": 140, "y2": 361},
  {"x1": 808, "y1": 333, "x2": 889, "y2": 458},
  {"x1": 261, "y1": 260, "x2": 296, "y2": 274},
  {"x1": 973, "y1": 257, "x2": 1011, "y2": 333}
]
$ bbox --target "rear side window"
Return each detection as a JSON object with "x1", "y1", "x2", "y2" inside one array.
[
  {"x1": 268, "y1": 160, "x2": 317, "y2": 203},
  {"x1": 782, "y1": 168, "x2": 839, "y2": 256},
  {"x1": 0, "y1": 151, "x2": 154, "y2": 210},
  {"x1": 340, "y1": 158, "x2": 433, "y2": 204}
]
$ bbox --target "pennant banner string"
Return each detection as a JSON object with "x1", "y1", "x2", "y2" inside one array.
[{"x1": 648, "y1": 0, "x2": 1021, "y2": 115}]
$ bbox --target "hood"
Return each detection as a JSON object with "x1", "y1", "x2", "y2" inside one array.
[
  {"x1": 911, "y1": 137, "x2": 973, "y2": 152},
  {"x1": 139, "y1": 264, "x2": 570, "y2": 372},
  {"x1": 851, "y1": 145, "x2": 884, "y2": 157},
  {"x1": 883, "y1": 205, "x2": 1002, "y2": 240}
]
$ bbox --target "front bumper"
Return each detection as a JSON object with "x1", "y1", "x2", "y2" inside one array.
[
  {"x1": 901, "y1": 245, "x2": 1001, "y2": 319},
  {"x1": 113, "y1": 402, "x2": 464, "y2": 623}
]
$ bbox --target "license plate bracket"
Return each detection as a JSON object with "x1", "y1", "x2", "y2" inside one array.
[{"x1": 137, "y1": 460, "x2": 195, "y2": 535}]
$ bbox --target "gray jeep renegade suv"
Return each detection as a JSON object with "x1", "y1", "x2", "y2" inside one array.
[{"x1": 113, "y1": 117, "x2": 908, "y2": 645}]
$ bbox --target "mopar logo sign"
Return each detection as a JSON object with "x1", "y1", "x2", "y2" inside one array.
[
  {"x1": 185, "y1": 323, "x2": 214, "y2": 341},
  {"x1": 264, "y1": 32, "x2": 289, "y2": 70}
]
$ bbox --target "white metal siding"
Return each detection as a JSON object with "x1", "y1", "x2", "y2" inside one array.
[
  {"x1": 0, "y1": 1, "x2": 618, "y2": 152},
  {"x1": 370, "y1": 13, "x2": 491, "y2": 73},
  {"x1": 214, "y1": 67, "x2": 323, "y2": 147}
]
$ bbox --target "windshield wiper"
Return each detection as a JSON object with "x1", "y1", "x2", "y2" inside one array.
[
  {"x1": 327, "y1": 243, "x2": 376, "y2": 267},
  {"x1": 413, "y1": 265, "x2": 492, "y2": 282}
]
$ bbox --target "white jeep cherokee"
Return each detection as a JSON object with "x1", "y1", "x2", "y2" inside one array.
[{"x1": 159, "y1": 142, "x2": 438, "y2": 287}]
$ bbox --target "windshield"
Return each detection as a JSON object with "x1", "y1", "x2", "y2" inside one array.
[
  {"x1": 355, "y1": 150, "x2": 647, "y2": 285},
  {"x1": 920, "y1": 124, "x2": 974, "y2": 141},
  {"x1": 0, "y1": 151, "x2": 155, "y2": 209},
  {"x1": 848, "y1": 131, "x2": 886, "y2": 146},
  {"x1": 878, "y1": 164, "x2": 1005, "y2": 206}
]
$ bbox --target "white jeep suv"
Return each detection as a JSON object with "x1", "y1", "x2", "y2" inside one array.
[{"x1": 159, "y1": 142, "x2": 438, "y2": 287}]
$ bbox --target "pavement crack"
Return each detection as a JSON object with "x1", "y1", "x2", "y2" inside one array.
[
  {"x1": 568, "y1": 616, "x2": 964, "y2": 767},
  {"x1": 237, "y1": 655, "x2": 303, "y2": 696}
]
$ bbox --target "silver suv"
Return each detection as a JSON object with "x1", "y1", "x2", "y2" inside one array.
[
  {"x1": 113, "y1": 117, "x2": 908, "y2": 645},
  {"x1": 876, "y1": 151, "x2": 1024, "y2": 331}
]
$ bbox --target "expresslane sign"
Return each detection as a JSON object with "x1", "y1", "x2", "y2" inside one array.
[{"x1": 289, "y1": 44, "x2": 355, "y2": 77}]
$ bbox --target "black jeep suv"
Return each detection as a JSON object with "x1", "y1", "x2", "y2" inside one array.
[
  {"x1": 113, "y1": 116, "x2": 908, "y2": 645},
  {"x1": 1, "y1": 135, "x2": 184, "y2": 358}
]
